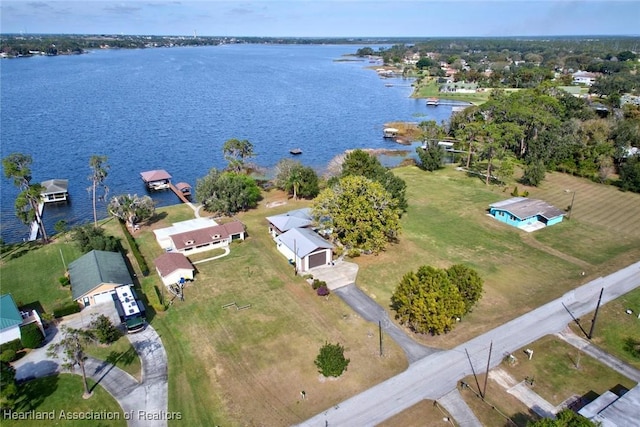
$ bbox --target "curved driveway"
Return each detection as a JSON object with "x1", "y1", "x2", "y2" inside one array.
[
  {"x1": 14, "y1": 307, "x2": 168, "y2": 427},
  {"x1": 297, "y1": 261, "x2": 640, "y2": 426}
]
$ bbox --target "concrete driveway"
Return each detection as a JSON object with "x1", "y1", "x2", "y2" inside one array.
[
  {"x1": 334, "y1": 284, "x2": 439, "y2": 363},
  {"x1": 13, "y1": 304, "x2": 169, "y2": 427},
  {"x1": 308, "y1": 259, "x2": 359, "y2": 290}
]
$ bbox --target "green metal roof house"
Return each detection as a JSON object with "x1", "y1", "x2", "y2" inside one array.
[
  {"x1": 68, "y1": 250, "x2": 133, "y2": 307},
  {"x1": 0, "y1": 294, "x2": 23, "y2": 345}
]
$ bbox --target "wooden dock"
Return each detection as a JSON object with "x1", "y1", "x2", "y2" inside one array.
[
  {"x1": 169, "y1": 182, "x2": 191, "y2": 204},
  {"x1": 28, "y1": 202, "x2": 45, "y2": 241}
]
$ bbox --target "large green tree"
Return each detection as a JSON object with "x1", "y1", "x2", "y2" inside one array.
[
  {"x1": 273, "y1": 159, "x2": 320, "y2": 200},
  {"x1": 312, "y1": 175, "x2": 400, "y2": 254},
  {"x1": 222, "y1": 138, "x2": 255, "y2": 173},
  {"x1": 314, "y1": 342, "x2": 350, "y2": 378},
  {"x1": 107, "y1": 194, "x2": 155, "y2": 229},
  {"x1": 619, "y1": 154, "x2": 640, "y2": 193},
  {"x1": 2, "y1": 153, "x2": 48, "y2": 242},
  {"x1": 88, "y1": 155, "x2": 109, "y2": 228},
  {"x1": 446, "y1": 264, "x2": 484, "y2": 314},
  {"x1": 340, "y1": 149, "x2": 408, "y2": 212},
  {"x1": 391, "y1": 265, "x2": 466, "y2": 335},
  {"x1": 527, "y1": 409, "x2": 595, "y2": 426},
  {"x1": 196, "y1": 168, "x2": 261, "y2": 215}
]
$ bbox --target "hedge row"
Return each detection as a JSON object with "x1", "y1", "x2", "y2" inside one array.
[
  {"x1": 53, "y1": 301, "x2": 81, "y2": 318},
  {"x1": 119, "y1": 221, "x2": 149, "y2": 276},
  {"x1": 20, "y1": 323, "x2": 44, "y2": 349}
]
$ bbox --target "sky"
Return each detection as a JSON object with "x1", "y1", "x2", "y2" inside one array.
[{"x1": 1, "y1": 0, "x2": 639, "y2": 38}]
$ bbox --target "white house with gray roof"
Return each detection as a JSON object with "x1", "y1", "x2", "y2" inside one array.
[
  {"x1": 275, "y1": 227, "x2": 334, "y2": 272},
  {"x1": 266, "y1": 208, "x2": 313, "y2": 238}
]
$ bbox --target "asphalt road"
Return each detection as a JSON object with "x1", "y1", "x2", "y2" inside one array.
[{"x1": 297, "y1": 261, "x2": 640, "y2": 426}]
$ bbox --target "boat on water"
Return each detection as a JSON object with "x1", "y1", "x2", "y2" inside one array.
[
  {"x1": 290, "y1": 148, "x2": 302, "y2": 155},
  {"x1": 384, "y1": 83, "x2": 393, "y2": 87},
  {"x1": 426, "y1": 97, "x2": 439, "y2": 106}
]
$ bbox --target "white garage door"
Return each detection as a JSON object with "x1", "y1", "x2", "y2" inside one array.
[{"x1": 93, "y1": 292, "x2": 115, "y2": 305}]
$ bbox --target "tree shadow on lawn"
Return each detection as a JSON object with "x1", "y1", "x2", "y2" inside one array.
[
  {"x1": 14, "y1": 374, "x2": 59, "y2": 412},
  {"x1": 104, "y1": 346, "x2": 138, "y2": 370}
]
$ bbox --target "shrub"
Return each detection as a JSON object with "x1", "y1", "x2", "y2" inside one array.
[
  {"x1": 20, "y1": 323, "x2": 44, "y2": 349},
  {"x1": 58, "y1": 276, "x2": 70, "y2": 287},
  {"x1": 314, "y1": 342, "x2": 350, "y2": 377},
  {"x1": 0, "y1": 339, "x2": 22, "y2": 355},
  {"x1": 90, "y1": 314, "x2": 121, "y2": 344},
  {"x1": 312, "y1": 279, "x2": 327, "y2": 290},
  {"x1": 71, "y1": 224, "x2": 121, "y2": 253},
  {"x1": 347, "y1": 248, "x2": 360, "y2": 258},
  {"x1": 0, "y1": 350, "x2": 17, "y2": 363},
  {"x1": 119, "y1": 221, "x2": 149, "y2": 276},
  {"x1": 53, "y1": 302, "x2": 81, "y2": 318},
  {"x1": 317, "y1": 286, "x2": 330, "y2": 296}
]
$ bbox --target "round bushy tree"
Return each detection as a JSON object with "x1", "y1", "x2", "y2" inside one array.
[
  {"x1": 314, "y1": 342, "x2": 350, "y2": 377},
  {"x1": 20, "y1": 323, "x2": 44, "y2": 349},
  {"x1": 446, "y1": 264, "x2": 484, "y2": 314},
  {"x1": 90, "y1": 314, "x2": 121, "y2": 344}
]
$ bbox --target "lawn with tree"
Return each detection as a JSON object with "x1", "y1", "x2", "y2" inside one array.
[
  {"x1": 314, "y1": 342, "x2": 350, "y2": 378},
  {"x1": 107, "y1": 193, "x2": 155, "y2": 229},
  {"x1": 222, "y1": 138, "x2": 255, "y2": 173},
  {"x1": 273, "y1": 158, "x2": 320, "y2": 200}
]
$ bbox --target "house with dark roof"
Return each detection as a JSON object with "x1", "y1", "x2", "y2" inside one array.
[
  {"x1": 154, "y1": 252, "x2": 195, "y2": 286},
  {"x1": 489, "y1": 197, "x2": 565, "y2": 231},
  {"x1": 0, "y1": 294, "x2": 44, "y2": 345},
  {"x1": 275, "y1": 227, "x2": 334, "y2": 272},
  {"x1": 68, "y1": 250, "x2": 133, "y2": 307},
  {"x1": 266, "y1": 208, "x2": 313, "y2": 238},
  {"x1": 153, "y1": 218, "x2": 245, "y2": 255},
  {"x1": 579, "y1": 384, "x2": 640, "y2": 426}
]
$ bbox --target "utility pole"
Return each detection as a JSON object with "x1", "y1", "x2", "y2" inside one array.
[
  {"x1": 378, "y1": 320, "x2": 383, "y2": 357},
  {"x1": 566, "y1": 190, "x2": 576, "y2": 220},
  {"x1": 588, "y1": 288, "x2": 604, "y2": 339},
  {"x1": 483, "y1": 341, "x2": 493, "y2": 399},
  {"x1": 465, "y1": 348, "x2": 483, "y2": 398}
]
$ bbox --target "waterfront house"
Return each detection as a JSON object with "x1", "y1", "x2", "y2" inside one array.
[
  {"x1": 68, "y1": 250, "x2": 134, "y2": 308},
  {"x1": 489, "y1": 197, "x2": 565, "y2": 231},
  {"x1": 275, "y1": 227, "x2": 333, "y2": 272},
  {"x1": 40, "y1": 179, "x2": 69, "y2": 203},
  {"x1": 266, "y1": 208, "x2": 313, "y2": 238},
  {"x1": 154, "y1": 252, "x2": 195, "y2": 286},
  {"x1": 140, "y1": 169, "x2": 172, "y2": 190},
  {"x1": 153, "y1": 218, "x2": 245, "y2": 255}
]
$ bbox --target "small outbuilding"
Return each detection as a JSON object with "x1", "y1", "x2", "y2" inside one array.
[
  {"x1": 275, "y1": 227, "x2": 334, "y2": 272},
  {"x1": 68, "y1": 250, "x2": 134, "y2": 308},
  {"x1": 40, "y1": 179, "x2": 69, "y2": 203},
  {"x1": 154, "y1": 252, "x2": 195, "y2": 286},
  {"x1": 489, "y1": 197, "x2": 565, "y2": 231},
  {"x1": 383, "y1": 127, "x2": 399, "y2": 138}
]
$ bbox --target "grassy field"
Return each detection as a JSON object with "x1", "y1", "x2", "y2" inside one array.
[
  {"x1": 124, "y1": 196, "x2": 408, "y2": 426},
  {"x1": 459, "y1": 374, "x2": 539, "y2": 427},
  {"x1": 85, "y1": 335, "x2": 142, "y2": 380},
  {"x1": 2, "y1": 165, "x2": 638, "y2": 426},
  {"x1": 502, "y1": 335, "x2": 636, "y2": 406},
  {"x1": 3, "y1": 374, "x2": 125, "y2": 427},
  {"x1": 377, "y1": 399, "x2": 454, "y2": 427},
  {"x1": 0, "y1": 239, "x2": 82, "y2": 312},
  {"x1": 352, "y1": 166, "x2": 640, "y2": 349},
  {"x1": 569, "y1": 287, "x2": 640, "y2": 370}
]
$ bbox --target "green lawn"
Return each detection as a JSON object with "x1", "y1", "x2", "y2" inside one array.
[
  {"x1": 0, "y1": 238, "x2": 82, "y2": 313},
  {"x1": 502, "y1": 335, "x2": 636, "y2": 406},
  {"x1": 85, "y1": 335, "x2": 142, "y2": 380},
  {"x1": 3, "y1": 374, "x2": 126, "y2": 427},
  {"x1": 572, "y1": 287, "x2": 640, "y2": 370}
]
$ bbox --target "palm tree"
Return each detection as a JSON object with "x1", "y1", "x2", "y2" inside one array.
[
  {"x1": 108, "y1": 194, "x2": 155, "y2": 229},
  {"x1": 88, "y1": 155, "x2": 109, "y2": 227},
  {"x1": 287, "y1": 167, "x2": 302, "y2": 200},
  {"x1": 2, "y1": 153, "x2": 48, "y2": 242}
]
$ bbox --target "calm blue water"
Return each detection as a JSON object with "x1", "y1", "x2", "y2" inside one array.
[{"x1": 1, "y1": 44, "x2": 462, "y2": 243}]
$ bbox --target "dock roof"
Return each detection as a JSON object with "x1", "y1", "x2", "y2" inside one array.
[
  {"x1": 140, "y1": 170, "x2": 172, "y2": 182},
  {"x1": 40, "y1": 179, "x2": 68, "y2": 194}
]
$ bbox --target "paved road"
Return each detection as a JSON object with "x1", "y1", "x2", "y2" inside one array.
[
  {"x1": 297, "y1": 261, "x2": 640, "y2": 426},
  {"x1": 334, "y1": 284, "x2": 439, "y2": 363}
]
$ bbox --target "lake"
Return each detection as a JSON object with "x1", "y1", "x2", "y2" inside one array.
[{"x1": 0, "y1": 44, "x2": 462, "y2": 243}]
